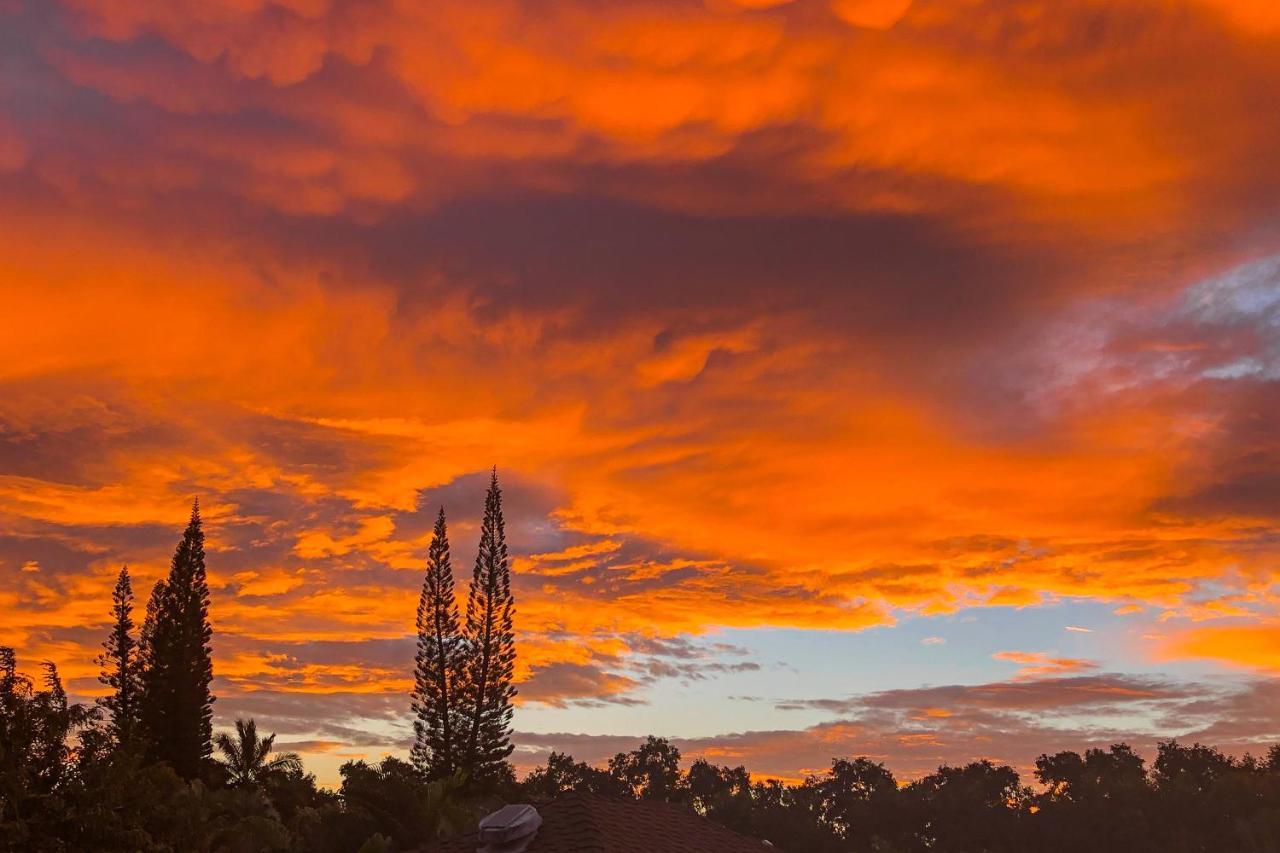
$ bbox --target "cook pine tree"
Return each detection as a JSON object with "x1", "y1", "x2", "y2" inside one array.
[
  {"x1": 96, "y1": 565, "x2": 143, "y2": 745},
  {"x1": 411, "y1": 507, "x2": 468, "y2": 779},
  {"x1": 139, "y1": 500, "x2": 215, "y2": 779},
  {"x1": 462, "y1": 470, "x2": 517, "y2": 783}
]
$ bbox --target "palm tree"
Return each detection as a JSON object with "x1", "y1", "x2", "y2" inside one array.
[{"x1": 214, "y1": 718, "x2": 302, "y2": 787}]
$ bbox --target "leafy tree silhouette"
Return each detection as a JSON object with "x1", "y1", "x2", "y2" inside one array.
[
  {"x1": 609, "y1": 735, "x2": 686, "y2": 801},
  {"x1": 214, "y1": 718, "x2": 302, "y2": 788}
]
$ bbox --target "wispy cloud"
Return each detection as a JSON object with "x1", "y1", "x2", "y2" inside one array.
[
  {"x1": 518, "y1": 674, "x2": 1280, "y2": 781},
  {"x1": 992, "y1": 651, "x2": 1099, "y2": 679}
]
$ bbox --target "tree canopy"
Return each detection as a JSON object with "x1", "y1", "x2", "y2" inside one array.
[{"x1": 8, "y1": 490, "x2": 1280, "y2": 852}]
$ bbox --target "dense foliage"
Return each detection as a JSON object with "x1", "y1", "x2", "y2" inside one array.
[
  {"x1": 2, "y1": 483, "x2": 520, "y2": 851},
  {"x1": 11, "y1": 657, "x2": 1280, "y2": 853},
  {"x1": 8, "y1": 488, "x2": 1280, "y2": 851},
  {"x1": 524, "y1": 737, "x2": 1280, "y2": 853},
  {"x1": 0, "y1": 660, "x2": 484, "y2": 853}
]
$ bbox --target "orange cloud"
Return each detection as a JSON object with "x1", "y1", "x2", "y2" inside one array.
[
  {"x1": 831, "y1": 0, "x2": 914, "y2": 29},
  {"x1": 30, "y1": 0, "x2": 1266, "y2": 232},
  {"x1": 992, "y1": 651, "x2": 1099, "y2": 680},
  {"x1": 2, "y1": 0, "x2": 1280, "y2": 770},
  {"x1": 516, "y1": 674, "x2": 1280, "y2": 781},
  {"x1": 1160, "y1": 624, "x2": 1280, "y2": 670},
  {"x1": 1194, "y1": 0, "x2": 1280, "y2": 34}
]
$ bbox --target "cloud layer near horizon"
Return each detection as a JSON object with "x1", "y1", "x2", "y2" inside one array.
[
  {"x1": 516, "y1": 671, "x2": 1280, "y2": 781},
  {"x1": 3, "y1": 0, "x2": 1280, "y2": 781}
]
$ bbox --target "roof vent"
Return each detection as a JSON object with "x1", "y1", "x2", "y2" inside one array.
[{"x1": 476, "y1": 803, "x2": 542, "y2": 853}]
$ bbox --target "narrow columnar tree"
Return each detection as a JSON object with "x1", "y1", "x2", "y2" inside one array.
[
  {"x1": 96, "y1": 565, "x2": 142, "y2": 745},
  {"x1": 462, "y1": 470, "x2": 517, "y2": 782},
  {"x1": 138, "y1": 576, "x2": 168, "y2": 752},
  {"x1": 411, "y1": 507, "x2": 467, "y2": 779},
  {"x1": 138, "y1": 500, "x2": 215, "y2": 779},
  {"x1": 138, "y1": 577, "x2": 165, "y2": 680}
]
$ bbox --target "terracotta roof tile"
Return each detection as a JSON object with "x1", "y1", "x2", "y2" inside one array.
[{"x1": 425, "y1": 794, "x2": 772, "y2": 853}]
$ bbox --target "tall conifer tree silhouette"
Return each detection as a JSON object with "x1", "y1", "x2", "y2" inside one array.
[
  {"x1": 462, "y1": 470, "x2": 517, "y2": 782},
  {"x1": 139, "y1": 501, "x2": 214, "y2": 779},
  {"x1": 138, "y1": 576, "x2": 168, "y2": 756},
  {"x1": 411, "y1": 507, "x2": 467, "y2": 778},
  {"x1": 138, "y1": 578, "x2": 165, "y2": 676},
  {"x1": 96, "y1": 565, "x2": 142, "y2": 745}
]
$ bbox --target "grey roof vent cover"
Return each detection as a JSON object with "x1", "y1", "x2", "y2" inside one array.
[{"x1": 477, "y1": 803, "x2": 542, "y2": 853}]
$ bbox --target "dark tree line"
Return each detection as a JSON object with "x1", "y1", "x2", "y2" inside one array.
[
  {"x1": 521, "y1": 736, "x2": 1280, "y2": 853},
  {"x1": 9, "y1": 479, "x2": 1280, "y2": 852},
  {"x1": 1, "y1": 641, "x2": 483, "y2": 852},
  {"x1": 1, "y1": 479, "x2": 518, "y2": 851}
]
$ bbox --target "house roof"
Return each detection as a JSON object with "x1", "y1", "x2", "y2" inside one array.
[{"x1": 425, "y1": 793, "x2": 773, "y2": 853}]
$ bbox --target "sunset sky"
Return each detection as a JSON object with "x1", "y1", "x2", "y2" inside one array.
[{"x1": 3, "y1": 0, "x2": 1280, "y2": 786}]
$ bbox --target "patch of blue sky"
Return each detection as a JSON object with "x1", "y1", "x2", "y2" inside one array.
[{"x1": 515, "y1": 599, "x2": 1242, "y2": 739}]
